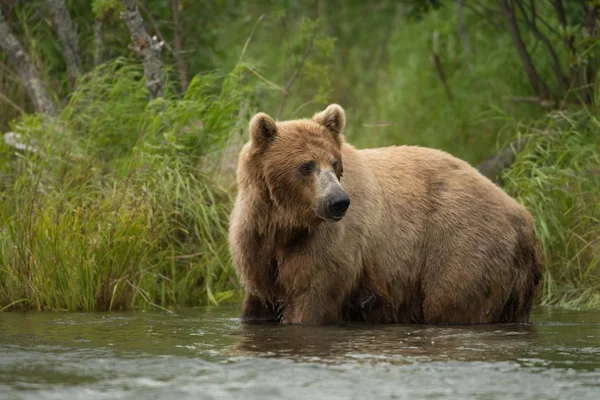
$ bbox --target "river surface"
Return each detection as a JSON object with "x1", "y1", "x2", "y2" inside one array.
[{"x1": 0, "y1": 306, "x2": 599, "y2": 400}]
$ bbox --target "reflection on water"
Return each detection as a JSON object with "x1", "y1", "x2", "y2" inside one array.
[
  {"x1": 230, "y1": 321, "x2": 539, "y2": 365},
  {"x1": 0, "y1": 306, "x2": 599, "y2": 400}
]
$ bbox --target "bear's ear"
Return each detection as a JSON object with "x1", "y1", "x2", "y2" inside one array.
[
  {"x1": 249, "y1": 112, "x2": 278, "y2": 148},
  {"x1": 312, "y1": 104, "x2": 346, "y2": 135}
]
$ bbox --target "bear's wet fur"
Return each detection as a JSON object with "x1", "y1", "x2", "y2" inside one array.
[{"x1": 228, "y1": 104, "x2": 542, "y2": 325}]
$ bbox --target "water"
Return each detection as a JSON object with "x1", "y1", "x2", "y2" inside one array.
[{"x1": 1, "y1": 306, "x2": 599, "y2": 400}]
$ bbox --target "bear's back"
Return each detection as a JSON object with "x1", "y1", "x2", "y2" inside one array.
[
  {"x1": 352, "y1": 144, "x2": 524, "y2": 214},
  {"x1": 344, "y1": 143, "x2": 534, "y2": 269}
]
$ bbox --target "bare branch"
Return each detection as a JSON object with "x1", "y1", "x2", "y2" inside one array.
[
  {"x1": 431, "y1": 31, "x2": 454, "y2": 101},
  {"x1": 45, "y1": 0, "x2": 82, "y2": 88},
  {"x1": 477, "y1": 136, "x2": 533, "y2": 184},
  {"x1": 468, "y1": 1, "x2": 560, "y2": 37},
  {"x1": 120, "y1": 0, "x2": 165, "y2": 101},
  {"x1": 515, "y1": 0, "x2": 568, "y2": 92},
  {"x1": 0, "y1": 90, "x2": 25, "y2": 114},
  {"x1": 585, "y1": 4, "x2": 599, "y2": 37},
  {"x1": 509, "y1": 95, "x2": 556, "y2": 108},
  {"x1": 497, "y1": 0, "x2": 550, "y2": 100},
  {"x1": 0, "y1": 9, "x2": 57, "y2": 116},
  {"x1": 552, "y1": 0, "x2": 591, "y2": 103},
  {"x1": 465, "y1": 1, "x2": 503, "y2": 29},
  {"x1": 552, "y1": 0, "x2": 568, "y2": 27},
  {"x1": 524, "y1": 0, "x2": 561, "y2": 38}
]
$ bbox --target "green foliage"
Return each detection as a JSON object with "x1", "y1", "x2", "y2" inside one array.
[
  {"x1": 2, "y1": 0, "x2": 600, "y2": 311},
  {"x1": 0, "y1": 58, "x2": 255, "y2": 311},
  {"x1": 225, "y1": 2, "x2": 552, "y2": 163},
  {"x1": 325, "y1": 4, "x2": 551, "y2": 163},
  {"x1": 232, "y1": 2, "x2": 338, "y2": 118},
  {"x1": 503, "y1": 110, "x2": 600, "y2": 309}
]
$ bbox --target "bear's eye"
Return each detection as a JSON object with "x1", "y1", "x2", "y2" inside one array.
[
  {"x1": 299, "y1": 161, "x2": 316, "y2": 176},
  {"x1": 332, "y1": 160, "x2": 339, "y2": 171}
]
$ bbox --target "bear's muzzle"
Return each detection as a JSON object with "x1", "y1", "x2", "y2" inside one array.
[{"x1": 316, "y1": 171, "x2": 350, "y2": 221}]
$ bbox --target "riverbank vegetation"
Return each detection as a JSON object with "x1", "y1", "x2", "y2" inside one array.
[{"x1": 1, "y1": 0, "x2": 598, "y2": 311}]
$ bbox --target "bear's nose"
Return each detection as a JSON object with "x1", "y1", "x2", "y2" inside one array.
[{"x1": 327, "y1": 193, "x2": 350, "y2": 219}]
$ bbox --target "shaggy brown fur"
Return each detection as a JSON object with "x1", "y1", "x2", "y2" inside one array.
[{"x1": 228, "y1": 104, "x2": 542, "y2": 325}]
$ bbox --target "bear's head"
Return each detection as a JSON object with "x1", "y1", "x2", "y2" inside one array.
[{"x1": 241, "y1": 104, "x2": 350, "y2": 226}]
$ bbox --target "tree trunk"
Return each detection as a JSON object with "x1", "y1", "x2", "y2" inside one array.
[
  {"x1": 0, "y1": 10, "x2": 57, "y2": 116},
  {"x1": 497, "y1": 0, "x2": 550, "y2": 100},
  {"x1": 120, "y1": 0, "x2": 165, "y2": 101},
  {"x1": 45, "y1": 0, "x2": 82, "y2": 88}
]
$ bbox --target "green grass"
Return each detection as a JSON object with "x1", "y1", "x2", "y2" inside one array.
[
  {"x1": 503, "y1": 109, "x2": 600, "y2": 309},
  {"x1": 0, "y1": 58, "x2": 254, "y2": 311}
]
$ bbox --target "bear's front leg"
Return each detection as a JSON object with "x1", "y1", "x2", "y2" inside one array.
[{"x1": 241, "y1": 292, "x2": 279, "y2": 324}]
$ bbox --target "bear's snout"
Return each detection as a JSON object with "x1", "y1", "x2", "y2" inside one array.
[
  {"x1": 315, "y1": 170, "x2": 350, "y2": 222},
  {"x1": 327, "y1": 193, "x2": 350, "y2": 221}
]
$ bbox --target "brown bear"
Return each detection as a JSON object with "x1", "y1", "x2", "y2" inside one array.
[{"x1": 228, "y1": 104, "x2": 542, "y2": 325}]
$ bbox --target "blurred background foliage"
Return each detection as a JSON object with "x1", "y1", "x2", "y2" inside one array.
[{"x1": 0, "y1": 0, "x2": 599, "y2": 311}]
